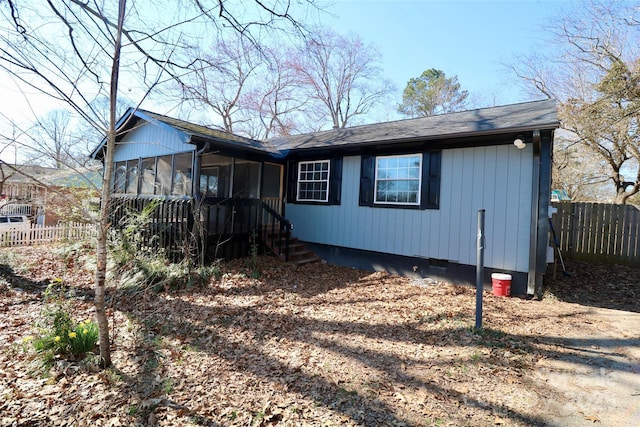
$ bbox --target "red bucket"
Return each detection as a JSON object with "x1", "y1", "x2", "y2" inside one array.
[{"x1": 491, "y1": 273, "x2": 511, "y2": 297}]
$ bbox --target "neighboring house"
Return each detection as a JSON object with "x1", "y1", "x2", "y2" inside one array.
[
  {"x1": 0, "y1": 163, "x2": 101, "y2": 225},
  {"x1": 47, "y1": 164, "x2": 103, "y2": 189},
  {"x1": 0, "y1": 164, "x2": 53, "y2": 201},
  {"x1": 0, "y1": 164, "x2": 52, "y2": 222},
  {"x1": 92, "y1": 100, "x2": 559, "y2": 296}
]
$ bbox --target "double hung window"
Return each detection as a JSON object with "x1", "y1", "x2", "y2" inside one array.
[
  {"x1": 288, "y1": 158, "x2": 342, "y2": 205},
  {"x1": 374, "y1": 154, "x2": 422, "y2": 205},
  {"x1": 297, "y1": 160, "x2": 330, "y2": 202},
  {"x1": 360, "y1": 151, "x2": 440, "y2": 209}
]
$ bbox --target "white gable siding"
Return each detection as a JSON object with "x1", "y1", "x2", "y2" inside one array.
[
  {"x1": 285, "y1": 144, "x2": 533, "y2": 273},
  {"x1": 113, "y1": 121, "x2": 194, "y2": 162}
]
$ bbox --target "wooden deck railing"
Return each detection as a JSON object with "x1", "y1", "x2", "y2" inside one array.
[
  {"x1": 261, "y1": 197, "x2": 282, "y2": 215},
  {"x1": 0, "y1": 196, "x2": 293, "y2": 262},
  {"x1": 108, "y1": 195, "x2": 291, "y2": 261},
  {"x1": 258, "y1": 201, "x2": 292, "y2": 261},
  {"x1": 0, "y1": 204, "x2": 33, "y2": 216},
  {"x1": 109, "y1": 196, "x2": 193, "y2": 258},
  {"x1": 198, "y1": 197, "x2": 260, "y2": 236}
]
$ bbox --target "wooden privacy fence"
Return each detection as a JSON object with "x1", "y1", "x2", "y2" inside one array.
[
  {"x1": 551, "y1": 202, "x2": 640, "y2": 266},
  {"x1": 0, "y1": 222, "x2": 97, "y2": 247}
]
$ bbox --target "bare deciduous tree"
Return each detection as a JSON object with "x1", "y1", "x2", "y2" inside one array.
[
  {"x1": 0, "y1": 0, "x2": 318, "y2": 368},
  {"x1": 242, "y1": 46, "x2": 310, "y2": 139},
  {"x1": 27, "y1": 110, "x2": 79, "y2": 168},
  {"x1": 552, "y1": 132, "x2": 611, "y2": 201},
  {"x1": 175, "y1": 28, "x2": 395, "y2": 138},
  {"x1": 511, "y1": 0, "x2": 640, "y2": 204},
  {"x1": 177, "y1": 37, "x2": 261, "y2": 134},
  {"x1": 289, "y1": 28, "x2": 394, "y2": 129}
]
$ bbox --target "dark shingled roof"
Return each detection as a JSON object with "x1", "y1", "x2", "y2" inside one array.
[
  {"x1": 93, "y1": 100, "x2": 559, "y2": 160},
  {"x1": 132, "y1": 109, "x2": 278, "y2": 154},
  {"x1": 268, "y1": 99, "x2": 559, "y2": 151},
  {"x1": 92, "y1": 108, "x2": 277, "y2": 159}
]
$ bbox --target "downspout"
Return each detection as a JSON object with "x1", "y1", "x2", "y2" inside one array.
[
  {"x1": 535, "y1": 131, "x2": 553, "y2": 298},
  {"x1": 527, "y1": 130, "x2": 541, "y2": 296},
  {"x1": 229, "y1": 159, "x2": 235, "y2": 198},
  {"x1": 527, "y1": 130, "x2": 553, "y2": 298},
  {"x1": 257, "y1": 162, "x2": 263, "y2": 200}
]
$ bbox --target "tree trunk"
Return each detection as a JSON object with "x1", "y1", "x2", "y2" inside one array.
[
  {"x1": 95, "y1": 225, "x2": 111, "y2": 367},
  {"x1": 94, "y1": 0, "x2": 126, "y2": 369},
  {"x1": 616, "y1": 184, "x2": 640, "y2": 205}
]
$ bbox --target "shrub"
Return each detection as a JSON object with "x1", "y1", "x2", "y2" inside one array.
[
  {"x1": 119, "y1": 257, "x2": 220, "y2": 293},
  {"x1": 108, "y1": 199, "x2": 220, "y2": 292},
  {"x1": 108, "y1": 199, "x2": 165, "y2": 268}
]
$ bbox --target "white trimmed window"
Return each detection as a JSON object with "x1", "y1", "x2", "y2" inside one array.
[
  {"x1": 374, "y1": 154, "x2": 422, "y2": 205},
  {"x1": 297, "y1": 160, "x2": 330, "y2": 202}
]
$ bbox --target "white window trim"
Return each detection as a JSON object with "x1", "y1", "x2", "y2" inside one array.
[
  {"x1": 297, "y1": 160, "x2": 330, "y2": 202},
  {"x1": 374, "y1": 154, "x2": 422, "y2": 206}
]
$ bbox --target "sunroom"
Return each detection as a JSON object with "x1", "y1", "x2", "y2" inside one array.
[{"x1": 93, "y1": 108, "x2": 289, "y2": 260}]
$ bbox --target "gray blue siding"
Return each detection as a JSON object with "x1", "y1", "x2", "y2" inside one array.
[
  {"x1": 285, "y1": 145, "x2": 533, "y2": 273},
  {"x1": 114, "y1": 121, "x2": 194, "y2": 162}
]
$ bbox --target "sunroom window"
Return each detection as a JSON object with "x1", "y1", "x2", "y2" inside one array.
[
  {"x1": 374, "y1": 154, "x2": 421, "y2": 205},
  {"x1": 297, "y1": 160, "x2": 330, "y2": 202},
  {"x1": 172, "y1": 153, "x2": 193, "y2": 196},
  {"x1": 200, "y1": 167, "x2": 219, "y2": 197},
  {"x1": 140, "y1": 157, "x2": 156, "y2": 194},
  {"x1": 155, "y1": 155, "x2": 173, "y2": 195},
  {"x1": 125, "y1": 160, "x2": 139, "y2": 194},
  {"x1": 113, "y1": 161, "x2": 126, "y2": 193}
]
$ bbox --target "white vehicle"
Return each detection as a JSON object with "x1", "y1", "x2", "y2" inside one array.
[{"x1": 0, "y1": 215, "x2": 30, "y2": 230}]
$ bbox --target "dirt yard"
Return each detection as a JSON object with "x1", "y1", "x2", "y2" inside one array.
[{"x1": 0, "y1": 246, "x2": 638, "y2": 426}]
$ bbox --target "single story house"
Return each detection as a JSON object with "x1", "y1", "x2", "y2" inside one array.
[{"x1": 92, "y1": 99, "x2": 559, "y2": 296}]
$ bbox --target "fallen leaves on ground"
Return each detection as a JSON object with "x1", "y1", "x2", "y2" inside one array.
[
  {"x1": 0, "y1": 246, "x2": 637, "y2": 426},
  {"x1": 546, "y1": 258, "x2": 640, "y2": 313}
]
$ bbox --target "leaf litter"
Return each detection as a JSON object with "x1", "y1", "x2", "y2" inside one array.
[{"x1": 1, "y1": 246, "x2": 639, "y2": 426}]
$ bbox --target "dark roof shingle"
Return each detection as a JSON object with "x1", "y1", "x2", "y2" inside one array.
[
  {"x1": 94, "y1": 100, "x2": 559, "y2": 160},
  {"x1": 268, "y1": 99, "x2": 559, "y2": 151},
  {"x1": 135, "y1": 110, "x2": 279, "y2": 154}
]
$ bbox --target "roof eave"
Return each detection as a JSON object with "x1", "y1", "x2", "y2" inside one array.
[{"x1": 283, "y1": 122, "x2": 561, "y2": 153}]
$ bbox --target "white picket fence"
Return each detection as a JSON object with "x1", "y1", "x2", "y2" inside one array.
[{"x1": 0, "y1": 222, "x2": 97, "y2": 247}]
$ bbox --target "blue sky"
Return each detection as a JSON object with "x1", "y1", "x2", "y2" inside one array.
[
  {"x1": 0, "y1": 0, "x2": 578, "y2": 163},
  {"x1": 319, "y1": 0, "x2": 576, "y2": 113}
]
